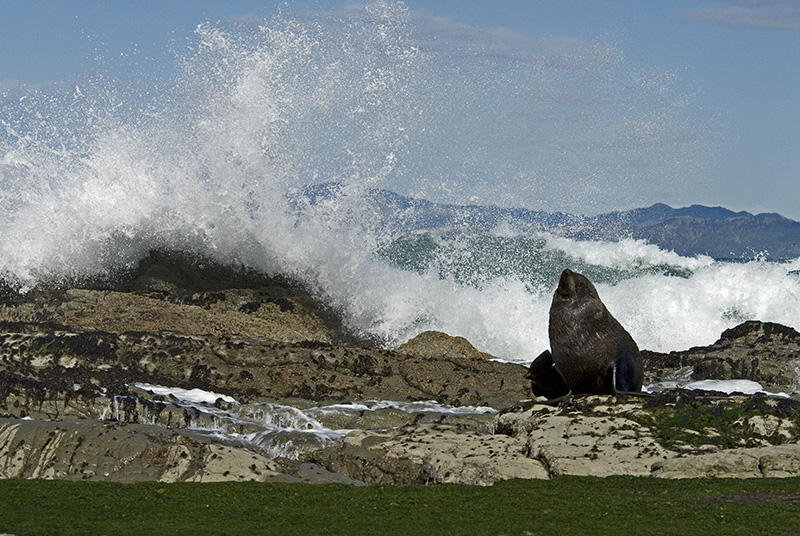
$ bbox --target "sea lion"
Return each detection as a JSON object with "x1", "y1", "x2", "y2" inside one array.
[
  {"x1": 526, "y1": 348, "x2": 569, "y2": 399},
  {"x1": 527, "y1": 269, "x2": 644, "y2": 400}
]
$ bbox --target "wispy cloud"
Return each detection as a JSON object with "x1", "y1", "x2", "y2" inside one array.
[
  {"x1": 318, "y1": 2, "x2": 622, "y2": 70},
  {"x1": 681, "y1": 0, "x2": 800, "y2": 31},
  {"x1": 408, "y1": 10, "x2": 622, "y2": 69}
]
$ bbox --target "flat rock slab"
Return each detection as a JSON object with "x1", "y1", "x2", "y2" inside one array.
[
  {"x1": 494, "y1": 393, "x2": 800, "y2": 481},
  {"x1": 0, "y1": 418, "x2": 356, "y2": 484},
  {"x1": 301, "y1": 392, "x2": 800, "y2": 485},
  {"x1": 651, "y1": 444, "x2": 800, "y2": 479},
  {"x1": 0, "y1": 418, "x2": 287, "y2": 482},
  {"x1": 310, "y1": 420, "x2": 549, "y2": 486}
]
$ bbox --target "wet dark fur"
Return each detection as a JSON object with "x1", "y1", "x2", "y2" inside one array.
[{"x1": 528, "y1": 269, "x2": 644, "y2": 398}]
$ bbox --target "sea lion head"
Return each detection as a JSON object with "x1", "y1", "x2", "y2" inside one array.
[
  {"x1": 550, "y1": 269, "x2": 609, "y2": 350},
  {"x1": 553, "y1": 269, "x2": 599, "y2": 304}
]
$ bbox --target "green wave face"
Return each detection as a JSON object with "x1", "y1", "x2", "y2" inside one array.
[{"x1": 377, "y1": 232, "x2": 696, "y2": 292}]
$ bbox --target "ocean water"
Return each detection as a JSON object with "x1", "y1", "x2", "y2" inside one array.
[
  {"x1": 126, "y1": 383, "x2": 496, "y2": 460},
  {"x1": 1, "y1": 1, "x2": 799, "y2": 368}
]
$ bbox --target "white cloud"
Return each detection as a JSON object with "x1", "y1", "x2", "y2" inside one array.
[{"x1": 681, "y1": 0, "x2": 800, "y2": 31}]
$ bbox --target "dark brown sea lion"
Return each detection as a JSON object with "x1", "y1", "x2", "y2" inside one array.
[{"x1": 527, "y1": 269, "x2": 644, "y2": 400}]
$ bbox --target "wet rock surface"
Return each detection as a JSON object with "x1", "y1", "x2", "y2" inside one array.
[
  {"x1": 1, "y1": 252, "x2": 800, "y2": 485},
  {"x1": 642, "y1": 321, "x2": 800, "y2": 394}
]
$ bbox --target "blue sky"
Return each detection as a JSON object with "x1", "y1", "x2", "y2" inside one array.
[{"x1": 1, "y1": 0, "x2": 799, "y2": 219}]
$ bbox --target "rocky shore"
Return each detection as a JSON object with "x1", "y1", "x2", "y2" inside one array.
[{"x1": 1, "y1": 251, "x2": 799, "y2": 485}]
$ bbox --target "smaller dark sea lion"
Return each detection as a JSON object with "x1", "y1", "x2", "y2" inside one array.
[
  {"x1": 525, "y1": 349, "x2": 569, "y2": 400},
  {"x1": 528, "y1": 269, "x2": 644, "y2": 400}
]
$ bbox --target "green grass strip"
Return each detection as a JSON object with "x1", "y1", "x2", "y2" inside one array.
[{"x1": 1, "y1": 477, "x2": 799, "y2": 535}]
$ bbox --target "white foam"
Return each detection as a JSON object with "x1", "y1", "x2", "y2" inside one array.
[
  {"x1": 647, "y1": 379, "x2": 791, "y2": 398},
  {"x1": 683, "y1": 379, "x2": 763, "y2": 394},
  {"x1": 132, "y1": 383, "x2": 238, "y2": 405},
  {"x1": 126, "y1": 384, "x2": 496, "y2": 459},
  {"x1": 605, "y1": 260, "x2": 800, "y2": 353},
  {"x1": 542, "y1": 233, "x2": 714, "y2": 272},
  {"x1": 365, "y1": 253, "x2": 800, "y2": 364},
  {"x1": 683, "y1": 379, "x2": 790, "y2": 398},
  {"x1": 310, "y1": 399, "x2": 496, "y2": 415}
]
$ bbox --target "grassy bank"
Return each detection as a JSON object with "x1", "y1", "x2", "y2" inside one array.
[{"x1": 1, "y1": 477, "x2": 798, "y2": 535}]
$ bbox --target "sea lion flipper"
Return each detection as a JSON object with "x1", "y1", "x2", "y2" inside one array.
[
  {"x1": 612, "y1": 362, "x2": 652, "y2": 397},
  {"x1": 611, "y1": 342, "x2": 644, "y2": 391},
  {"x1": 545, "y1": 390, "x2": 572, "y2": 406}
]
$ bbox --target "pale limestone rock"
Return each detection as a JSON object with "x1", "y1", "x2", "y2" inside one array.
[
  {"x1": 186, "y1": 444, "x2": 286, "y2": 483},
  {"x1": 396, "y1": 330, "x2": 497, "y2": 360},
  {"x1": 0, "y1": 419, "x2": 289, "y2": 483},
  {"x1": 312, "y1": 422, "x2": 549, "y2": 486},
  {"x1": 651, "y1": 444, "x2": 800, "y2": 479},
  {"x1": 499, "y1": 400, "x2": 672, "y2": 478},
  {"x1": 652, "y1": 453, "x2": 762, "y2": 479},
  {"x1": 758, "y1": 445, "x2": 800, "y2": 477},
  {"x1": 736, "y1": 415, "x2": 795, "y2": 440}
]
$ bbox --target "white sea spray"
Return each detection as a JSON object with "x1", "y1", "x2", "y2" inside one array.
[{"x1": 0, "y1": 1, "x2": 793, "y2": 362}]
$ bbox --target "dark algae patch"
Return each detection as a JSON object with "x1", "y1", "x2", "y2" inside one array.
[
  {"x1": 630, "y1": 391, "x2": 800, "y2": 450},
  {"x1": 1, "y1": 477, "x2": 800, "y2": 535}
]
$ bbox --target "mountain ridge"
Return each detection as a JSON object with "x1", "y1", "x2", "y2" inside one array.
[{"x1": 291, "y1": 183, "x2": 800, "y2": 259}]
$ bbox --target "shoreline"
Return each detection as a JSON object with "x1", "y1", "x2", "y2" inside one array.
[{"x1": 1, "y1": 252, "x2": 800, "y2": 484}]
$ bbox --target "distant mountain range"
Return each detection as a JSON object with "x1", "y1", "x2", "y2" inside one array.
[
  {"x1": 292, "y1": 183, "x2": 800, "y2": 260},
  {"x1": 585, "y1": 204, "x2": 800, "y2": 259}
]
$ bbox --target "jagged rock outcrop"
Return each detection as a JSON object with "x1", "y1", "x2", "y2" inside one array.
[
  {"x1": 643, "y1": 321, "x2": 800, "y2": 394},
  {"x1": 0, "y1": 319, "x2": 531, "y2": 414}
]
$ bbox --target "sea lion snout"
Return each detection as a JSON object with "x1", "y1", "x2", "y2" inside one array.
[
  {"x1": 554, "y1": 268, "x2": 598, "y2": 302},
  {"x1": 555, "y1": 269, "x2": 576, "y2": 298}
]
